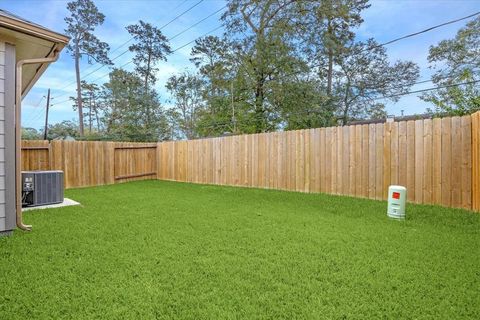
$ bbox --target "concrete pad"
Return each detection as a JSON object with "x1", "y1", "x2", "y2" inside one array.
[{"x1": 23, "y1": 198, "x2": 80, "y2": 211}]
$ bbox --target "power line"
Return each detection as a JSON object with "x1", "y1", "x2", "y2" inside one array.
[
  {"x1": 53, "y1": 3, "x2": 222, "y2": 100},
  {"x1": 172, "y1": 25, "x2": 224, "y2": 53},
  {"x1": 360, "y1": 77, "x2": 441, "y2": 95},
  {"x1": 22, "y1": 95, "x2": 47, "y2": 126},
  {"x1": 44, "y1": 79, "x2": 478, "y2": 138},
  {"x1": 70, "y1": 0, "x2": 202, "y2": 82},
  {"x1": 159, "y1": 0, "x2": 204, "y2": 30},
  {"x1": 81, "y1": 4, "x2": 223, "y2": 83},
  {"x1": 52, "y1": 23, "x2": 225, "y2": 106},
  {"x1": 51, "y1": 76, "x2": 476, "y2": 127},
  {"x1": 174, "y1": 79, "x2": 480, "y2": 132},
  {"x1": 372, "y1": 79, "x2": 480, "y2": 100},
  {"x1": 97, "y1": 1, "x2": 203, "y2": 60},
  {"x1": 363, "y1": 11, "x2": 480, "y2": 52},
  {"x1": 108, "y1": 0, "x2": 204, "y2": 55},
  {"x1": 89, "y1": 60, "x2": 133, "y2": 83},
  {"x1": 50, "y1": 10, "x2": 480, "y2": 115},
  {"x1": 276, "y1": 11, "x2": 480, "y2": 80},
  {"x1": 169, "y1": 5, "x2": 226, "y2": 41},
  {"x1": 34, "y1": 95, "x2": 45, "y2": 107},
  {"x1": 54, "y1": 0, "x2": 205, "y2": 95},
  {"x1": 23, "y1": 107, "x2": 46, "y2": 128},
  {"x1": 55, "y1": 9, "x2": 479, "y2": 101},
  {"x1": 173, "y1": 0, "x2": 190, "y2": 11}
]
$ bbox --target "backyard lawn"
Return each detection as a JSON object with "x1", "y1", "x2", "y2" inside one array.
[{"x1": 0, "y1": 180, "x2": 479, "y2": 319}]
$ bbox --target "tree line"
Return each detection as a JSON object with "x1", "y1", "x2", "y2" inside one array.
[{"x1": 23, "y1": 0, "x2": 480, "y2": 141}]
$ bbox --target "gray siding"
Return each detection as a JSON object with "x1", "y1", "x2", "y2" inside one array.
[{"x1": 0, "y1": 42, "x2": 15, "y2": 232}]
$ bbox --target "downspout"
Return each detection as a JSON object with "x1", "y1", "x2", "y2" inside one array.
[{"x1": 15, "y1": 50, "x2": 60, "y2": 231}]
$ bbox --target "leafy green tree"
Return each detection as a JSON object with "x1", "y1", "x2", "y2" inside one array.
[
  {"x1": 190, "y1": 36, "x2": 232, "y2": 89},
  {"x1": 64, "y1": 0, "x2": 112, "y2": 136},
  {"x1": 126, "y1": 20, "x2": 172, "y2": 91},
  {"x1": 422, "y1": 16, "x2": 480, "y2": 116},
  {"x1": 222, "y1": 0, "x2": 307, "y2": 133},
  {"x1": 273, "y1": 79, "x2": 333, "y2": 130},
  {"x1": 189, "y1": 36, "x2": 239, "y2": 136},
  {"x1": 166, "y1": 72, "x2": 205, "y2": 139},
  {"x1": 296, "y1": 0, "x2": 418, "y2": 124},
  {"x1": 334, "y1": 39, "x2": 419, "y2": 124},
  {"x1": 299, "y1": 0, "x2": 369, "y2": 98},
  {"x1": 100, "y1": 69, "x2": 171, "y2": 142},
  {"x1": 126, "y1": 20, "x2": 172, "y2": 133},
  {"x1": 21, "y1": 127, "x2": 41, "y2": 140},
  {"x1": 46, "y1": 121, "x2": 79, "y2": 140}
]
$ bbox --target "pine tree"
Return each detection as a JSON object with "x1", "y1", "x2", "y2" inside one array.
[{"x1": 64, "y1": 0, "x2": 111, "y2": 136}]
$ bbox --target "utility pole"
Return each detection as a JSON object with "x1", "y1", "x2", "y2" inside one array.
[{"x1": 43, "y1": 89, "x2": 50, "y2": 140}]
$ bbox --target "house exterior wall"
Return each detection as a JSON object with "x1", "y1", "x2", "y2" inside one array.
[
  {"x1": 0, "y1": 41, "x2": 6, "y2": 232},
  {"x1": 0, "y1": 41, "x2": 16, "y2": 234}
]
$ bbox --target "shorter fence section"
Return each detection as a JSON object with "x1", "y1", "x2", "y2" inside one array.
[{"x1": 22, "y1": 140, "x2": 157, "y2": 188}]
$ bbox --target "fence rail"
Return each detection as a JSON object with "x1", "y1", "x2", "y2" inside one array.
[{"x1": 21, "y1": 111, "x2": 480, "y2": 211}]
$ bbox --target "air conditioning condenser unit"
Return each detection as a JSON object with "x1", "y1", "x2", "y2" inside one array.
[{"x1": 22, "y1": 171, "x2": 64, "y2": 207}]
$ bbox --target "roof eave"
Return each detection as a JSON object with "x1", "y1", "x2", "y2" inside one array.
[
  {"x1": 0, "y1": 15, "x2": 69, "y2": 44},
  {"x1": 0, "y1": 13, "x2": 70, "y2": 96}
]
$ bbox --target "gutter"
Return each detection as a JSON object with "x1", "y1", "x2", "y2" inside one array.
[{"x1": 15, "y1": 48, "x2": 61, "y2": 231}]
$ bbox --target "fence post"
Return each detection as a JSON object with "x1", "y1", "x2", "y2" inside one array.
[{"x1": 472, "y1": 112, "x2": 480, "y2": 211}]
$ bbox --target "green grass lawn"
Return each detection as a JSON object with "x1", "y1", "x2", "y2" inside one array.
[{"x1": 0, "y1": 180, "x2": 479, "y2": 319}]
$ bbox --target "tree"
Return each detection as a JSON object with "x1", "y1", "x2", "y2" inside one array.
[
  {"x1": 81, "y1": 81, "x2": 102, "y2": 132},
  {"x1": 274, "y1": 79, "x2": 333, "y2": 130},
  {"x1": 299, "y1": 0, "x2": 369, "y2": 98},
  {"x1": 21, "y1": 127, "x2": 41, "y2": 140},
  {"x1": 190, "y1": 36, "x2": 232, "y2": 103},
  {"x1": 296, "y1": 0, "x2": 419, "y2": 124},
  {"x1": 222, "y1": 0, "x2": 306, "y2": 132},
  {"x1": 126, "y1": 20, "x2": 172, "y2": 91},
  {"x1": 191, "y1": 36, "x2": 232, "y2": 82},
  {"x1": 189, "y1": 36, "x2": 240, "y2": 135},
  {"x1": 166, "y1": 72, "x2": 205, "y2": 139},
  {"x1": 64, "y1": 0, "x2": 111, "y2": 136},
  {"x1": 333, "y1": 39, "x2": 419, "y2": 124},
  {"x1": 46, "y1": 121, "x2": 79, "y2": 140},
  {"x1": 421, "y1": 16, "x2": 480, "y2": 116},
  {"x1": 70, "y1": 81, "x2": 102, "y2": 133},
  {"x1": 100, "y1": 68, "x2": 171, "y2": 142}
]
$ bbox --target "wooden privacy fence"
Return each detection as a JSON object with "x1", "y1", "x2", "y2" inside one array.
[
  {"x1": 21, "y1": 140, "x2": 158, "y2": 188},
  {"x1": 21, "y1": 112, "x2": 480, "y2": 211},
  {"x1": 158, "y1": 115, "x2": 475, "y2": 210}
]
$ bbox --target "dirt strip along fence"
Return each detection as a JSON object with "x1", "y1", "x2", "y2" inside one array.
[{"x1": 22, "y1": 112, "x2": 480, "y2": 211}]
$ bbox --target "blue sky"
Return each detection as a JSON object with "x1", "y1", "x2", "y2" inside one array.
[{"x1": 2, "y1": 0, "x2": 479, "y2": 130}]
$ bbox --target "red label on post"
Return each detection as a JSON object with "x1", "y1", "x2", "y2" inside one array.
[{"x1": 392, "y1": 192, "x2": 400, "y2": 199}]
